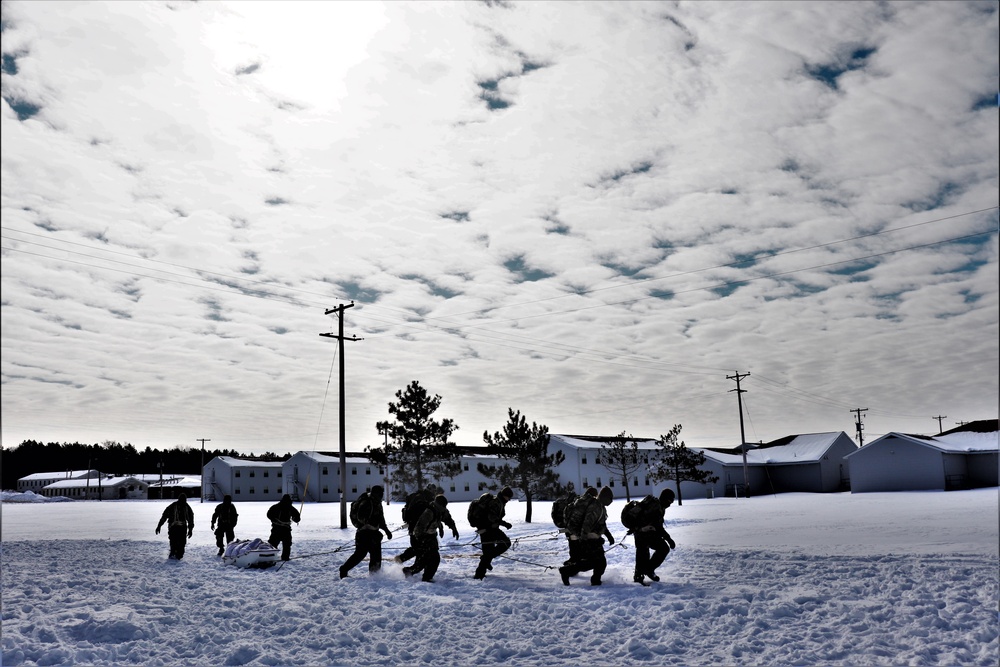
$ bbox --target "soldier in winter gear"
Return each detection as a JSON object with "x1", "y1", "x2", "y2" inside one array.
[
  {"x1": 631, "y1": 488, "x2": 676, "y2": 584},
  {"x1": 394, "y1": 487, "x2": 437, "y2": 566},
  {"x1": 474, "y1": 486, "x2": 514, "y2": 580},
  {"x1": 155, "y1": 493, "x2": 195, "y2": 560},
  {"x1": 403, "y1": 494, "x2": 460, "y2": 582},
  {"x1": 267, "y1": 494, "x2": 301, "y2": 561},
  {"x1": 559, "y1": 486, "x2": 615, "y2": 586},
  {"x1": 211, "y1": 495, "x2": 239, "y2": 556},
  {"x1": 340, "y1": 485, "x2": 392, "y2": 578}
]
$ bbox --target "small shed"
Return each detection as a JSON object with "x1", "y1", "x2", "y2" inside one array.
[{"x1": 845, "y1": 428, "x2": 999, "y2": 493}]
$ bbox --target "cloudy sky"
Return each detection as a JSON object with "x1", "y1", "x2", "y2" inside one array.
[{"x1": 2, "y1": 1, "x2": 997, "y2": 458}]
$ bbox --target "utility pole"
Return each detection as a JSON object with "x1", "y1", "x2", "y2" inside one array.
[
  {"x1": 932, "y1": 415, "x2": 947, "y2": 433},
  {"x1": 197, "y1": 438, "x2": 211, "y2": 503},
  {"x1": 320, "y1": 302, "x2": 362, "y2": 529},
  {"x1": 850, "y1": 408, "x2": 868, "y2": 446},
  {"x1": 727, "y1": 371, "x2": 751, "y2": 498}
]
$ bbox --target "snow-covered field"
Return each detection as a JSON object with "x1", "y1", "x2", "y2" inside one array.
[{"x1": 2, "y1": 489, "x2": 998, "y2": 666}]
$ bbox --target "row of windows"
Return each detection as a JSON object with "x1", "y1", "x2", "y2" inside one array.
[
  {"x1": 233, "y1": 470, "x2": 282, "y2": 478},
  {"x1": 319, "y1": 466, "x2": 381, "y2": 476},
  {"x1": 582, "y1": 477, "x2": 650, "y2": 488},
  {"x1": 579, "y1": 455, "x2": 653, "y2": 465}
]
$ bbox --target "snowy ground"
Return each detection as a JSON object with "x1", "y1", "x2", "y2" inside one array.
[{"x1": 2, "y1": 489, "x2": 998, "y2": 666}]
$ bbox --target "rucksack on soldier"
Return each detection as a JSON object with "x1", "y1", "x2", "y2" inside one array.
[
  {"x1": 467, "y1": 492, "x2": 493, "y2": 529},
  {"x1": 349, "y1": 493, "x2": 368, "y2": 529},
  {"x1": 620, "y1": 500, "x2": 641, "y2": 531},
  {"x1": 551, "y1": 492, "x2": 577, "y2": 529},
  {"x1": 564, "y1": 494, "x2": 596, "y2": 536},
  {"x1": 402, "y1": 491, "x2": 431, "y2": 528}
]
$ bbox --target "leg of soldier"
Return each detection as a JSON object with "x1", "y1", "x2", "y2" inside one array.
[
  {"x1": 224, "y1": 526, "x2": 235, "y2": 545},
  {"x1": 590, "y1": 542, "x2": 607, "y2": 586},
  {"x1": 367, "y1": 531, "x2": 384, "y2": 573},
  {"x1": 340, "y1": 531, "x2": 371, "y2": 576},
  {"x1": 633, "y1": 531, "x2": 652, "y2": 582},
  {"x1": 215, "y1": 527, "x2": 226, "y2": 554},
  {"x1": 646, "y1": 533, "x2": 670, "y2": 579},
  {"x1": 405, "y1": 534, "x2": 429, "y2": 576},
  {"x1": 422, "y1": 536, "x2": 441, "y2": 582},
  {"x1": 168, "y1": 526, "x2": 187, "y2": 560},
  {"x1": 396, "y1": 534, "x2": 418, "y2": 564}
]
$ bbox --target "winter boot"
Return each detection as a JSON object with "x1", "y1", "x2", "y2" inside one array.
[{"x1": 559, "y1": 567, "x2": 571, "y2": 586}]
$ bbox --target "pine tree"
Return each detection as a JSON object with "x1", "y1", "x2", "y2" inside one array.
[
  {"x1": 599, "y1": 431, "x2": 644, "y2": 501},
  {"x1": 650, "y1": 424, "x2": 719, "y2": 506},
  {"x1": 368, "y1": 380, "x2": 461, "y2": 494},
  {"x1": 479, "y1": 408, "x2": 565, "y2": 523}
]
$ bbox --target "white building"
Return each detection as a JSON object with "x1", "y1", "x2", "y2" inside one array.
[
  {"x1": 202, "y1": 457, "x2": 285, "y2": 502},
  {"x1": 547, "y1": 434, "x2": 664, "y2": 501},
  {"x1": 17, "y1": 470, "x2": 100, "y2": 493},
  {"x1": 695, "y1": 431, "x2": 858, "y2": 497},
  {"x1": 283, "y1": 451, "x2": 384, "y2": 502},
  {"x1": 845, "y1": 430, "x2": 999, "y2": 493},
  {"x1": 37, "y1": 475, "x2": 149, "y2": 500}
]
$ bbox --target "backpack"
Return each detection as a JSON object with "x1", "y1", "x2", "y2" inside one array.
[
  {"x1": 551, "y1": 493, "x2": 577, "y2": 529},
  {"x1": 467, "y1": 492, "x2": 494, "y2": 529},
  {"x1": 349, "y1": 493, "x2": 369, "y2": 529},
  {"x1": 564, "y1": 494, "x2": 596, "y2": 536},
  {"x1": 620, "y1": 500, "x2": 641, "y2": 530},
  {"x1": 402, "y1": 491, "x2": 431, "y2": 528}
]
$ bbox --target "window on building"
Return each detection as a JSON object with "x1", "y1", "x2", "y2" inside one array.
[
  {"x1": 610, "y1": 479, "x2": 615, "y2": 487},
  {"x1": 352, "y1": 467, "x2": 357, "y2": 476},
  {"x1": 249, "y1": 471, "x2": 255, "y2": 478},
  {"x1": 463, "y1": 462, "x2": 469, "y2": 471},
  {"x1": 322, "y1": 466, "x2": 328, "y2": 475},
  {"x1": 352, "y1": 486, "x2": 357, "y2": 494},
  {"x1": 464, "y1": 484, "x2": 470, "y2": 492},
  {"x1": 235, "y1": 487, "x2": 241, "y2": 495},
  {"x1": 263, "y1": 487, "x2": 269, "y2": 494},
  {"x1": 263, "y1": 471, "x2": 269, "y2": 477},
  {"x1": 644, "y1": 477, "x2": 649, "y2": 486},
  {"x1": 582, "y1": 455, "x2": 587, "y2": 464},
  {"x1": 366, "y1": 468, "x2": 371, "y2": 475},
  {"x1": 249, "y1": 486, "x2": 255, "y2": 494},
  {"x1": 277, "y1": 471, "x2": 282, "y2": 478},
  {"x1": 450, "y1": 484, "x2": 456, "y2": 492},
  {"x1": 478, "y1": 482, "x2": 486, "y2": 491},
  {"x1": 583, "y1": 478, "x2": 589, "y2": 488},
  {"x1": 235, "y1": 471, "x2": 241, "y2": 478},
  {"x1": 597, "y1": 477, "x2": 602, "y2": 487},
  {"x1": 322, "y1": 486, "x2": 329, "y2": 495}
]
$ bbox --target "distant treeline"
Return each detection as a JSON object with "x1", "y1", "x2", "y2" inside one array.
[{"x1": 2, "y1": 440, "x2": 290, "y2": 490}]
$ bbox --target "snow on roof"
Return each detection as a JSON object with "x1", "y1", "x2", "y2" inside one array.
[
  {"x1": 846, "y1": 431, "x2": 999, "y2": 457},
  {"x1": 697, "y1": 432, "x2": 847, "y2": 466},
  {"x1": 43, "y1": 476, "x2": 149, "y2": 489},
  {"x1": 288, "y1": 451, "x2": 372, "y2": 465},
  {"x1": 147, "y1": 476, "x2": 203, "y2": 488},
  {"x1": 212, "y1": 456, "x2": 285, "y2": 468},
  {"x1": 19, "y1": 470, "x2": 97, "y2": 481},
  {"x1": 550, "y1": 434, "x2": 661, "y2": 451}
]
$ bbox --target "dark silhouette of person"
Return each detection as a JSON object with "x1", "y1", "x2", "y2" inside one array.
[
  {"x1": 339, "y1": 485, "x2": 392, "y2": 578},
  {"x1": 632, "y1": 488, "x2": 676, "y2": 584},
  {"x1": 267, "y1": 494, "x2": 301, "y2": 561},
  {"x1": 155, "y1": 493, "x2": 195, "y2": 560},
  {"x1": 559, "y1": 486, "x2": 615, "y2": 586},
  {"x1": 211, "y1": 495, "x2": 239, "y2": 556},
  {"x1": 403, "y1": 494, "x2": 459, "y2": 582},
  {"x1": 474, "y1": 486, "x2": 514, "y2": 580}
]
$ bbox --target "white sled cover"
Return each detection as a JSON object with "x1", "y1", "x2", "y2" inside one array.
[{"x1": 222, "y1": 538, "x2": 280, "y2": 569}]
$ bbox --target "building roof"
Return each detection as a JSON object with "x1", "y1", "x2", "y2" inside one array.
[
  {"x1": 697, "y1": 432, "x2": 851, "y2": 466},
  {"x1": 43, "y1": 476, "x2": 149, "y2": 490},
  {"x1": 845, "y1": 431, "x2": 999, "y2": 457},
  {"x1": 287, "y1": 451, "x2": 372, "y2": 465},
  {"x1": 211, "y1": 456, "x2": 285, "y2": 468},
  {"x1": 19, "y1": 470, "x2": 97, "y2": 481},
  {"x1": 147, "y1": 476, "x2": 203, "y2": 488},
  {"x1": 549, "y1": 434, "x2": 661, "y2": 451}
]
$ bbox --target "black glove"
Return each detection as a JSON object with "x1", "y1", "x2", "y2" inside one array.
[
  {"x1": 384, "y1": 529, "x2": 393, "y2": 540},
  {"x1": 155, "y1": 526, "x2": 161, "y2": 535},
  {"x1": 667, "y1": 537, "x2": 676, "y2": 550},
  {"x1": 501, "y1": 521, "x2": 512, "y2": 529},
  {"x1": 211, "y1": 523, "x2": 216, "y2": 530},
  {"x1": 606, "y1": 531, "x2": 615, "y2": 545},
  {"x1": 452, "y1": 529, "x2": 460, "y2": 540},
  {"x1": 187, "y1": 528, "x2": 193, "y2": 539}
]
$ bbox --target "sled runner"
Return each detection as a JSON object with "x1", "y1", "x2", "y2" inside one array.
[{"x1": 222, "y1": 538, "x2": 280, "y2": 569}]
